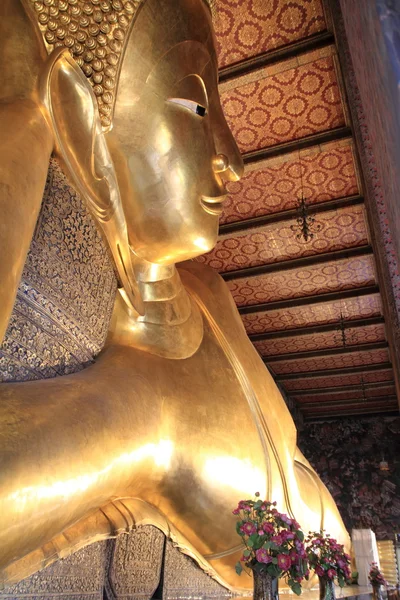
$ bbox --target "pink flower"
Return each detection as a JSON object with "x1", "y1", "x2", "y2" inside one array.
[
  {"x1": 263, "y1": 522, "x2": 274, "y2": 534},
  {"x1": 281, "y1": 529, "x2": 295, "y2": 540},
  {"x1": 258, "y1": 529, "x2": 264, "y2": 535},
  {"x1": 238, "y1": 501, "x2": 251, "y2": 511},
  {"x1": 232, "y1": 508, "x2": 239, "y2": 515},
  {"x1": 337, "y1": 559, "x2": 346, "y2": 568},
  {"x1": 315, "y1": 566, "x2": 325, "y2": 577},
  {"x1": 277, "y1": 554, "x2": 291, "y2": 571},
  {"x1": 256, "y1": 548, "x2": 272, "y2": 564},
  {"x1": 240, "y1": 522, "x2": 256, "y2": 535},
  {"x1": 327, "y1": 569, "x2": 337, "y2": 580},
  {"x1": 291, "y1": 520, "x2": 301, "y2": 530},
  {"x1": 290, "y1": 549, "x2": 299, "y2": 564}
]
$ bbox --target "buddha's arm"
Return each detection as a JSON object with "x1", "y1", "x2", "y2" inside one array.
[
  {"x1": 0, "y1": 0, "x2": 54, "y2": 343},
  {"x1": 0, "y1": 101, "x2": 53, "y2": 342},
  {"x1": 0, "y1": 346, "x2": 161, "y2": 573}
]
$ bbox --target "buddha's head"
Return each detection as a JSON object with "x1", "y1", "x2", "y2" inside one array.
[{"x1": 39, "y1": 0, "x2": 243, "y2": 277}]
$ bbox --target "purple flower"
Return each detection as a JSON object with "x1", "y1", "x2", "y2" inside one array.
[
  {"x1": 272, "y1": 534, "x2": 283, "y2": 546},
  {"x1": 280, "y1": 514, "x2": 292, "y2": 525}
]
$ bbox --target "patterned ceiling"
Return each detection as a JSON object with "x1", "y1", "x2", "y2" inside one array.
[{"x1": 209, "y1": 0, "x2": 398, "y2": 420}]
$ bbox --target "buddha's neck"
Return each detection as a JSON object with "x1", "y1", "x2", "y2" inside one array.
[{"x1": 107, "y1": 260, "x2": 204, "y2": 359}]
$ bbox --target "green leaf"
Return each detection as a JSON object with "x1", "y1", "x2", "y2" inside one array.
[
  {"x1": 272, "y1": 558, "x2": 278, "y2": 565},
  {"x1": 267, "y1": 564, "x2": 279, "y2": 577},
  {"x1": 247, "y1": 538, "x2": 254, "y2": 548},
  {"x1": 235, "y1": 562, "x2": 243, "y2": 575},
  {"x1": 296, "y1": 530, "x2": 304, "y2": 542},
  {"x1": 263, "y1": 541, "x2": 272, "y2": 550},
  {"x1": 249, "y1": 533, "x2": 259, "y2": 548},
  {"x1": 291, "y1": 582, "x2": 302, "y2": 596},
  {"x1": 243, "y1": 549, "x2": 251, "y2": 557}
]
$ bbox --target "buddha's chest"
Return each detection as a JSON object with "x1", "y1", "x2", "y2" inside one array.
[{"x1": 130, "y1": 320, "x2": 269, "y2": 485}]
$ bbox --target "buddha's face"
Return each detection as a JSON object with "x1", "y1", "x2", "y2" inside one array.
[{"x1": 105, "y1": 0, "x2": 243, "y2": 265}]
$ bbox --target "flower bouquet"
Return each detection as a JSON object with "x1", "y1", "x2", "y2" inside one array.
[
  {"x1": 369, "y1": 563, "x2": 386, "y2": 600},
  {"x1": 233, "y1": 493, "x2": 308, "y2": 600},
  {"x1": 306, "y1": 531, "x2": 351, "y2": 600}
]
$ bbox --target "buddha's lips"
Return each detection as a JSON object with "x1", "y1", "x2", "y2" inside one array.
[{"x1": 200, "y1": 194, "x2": 227, "y2": 215}]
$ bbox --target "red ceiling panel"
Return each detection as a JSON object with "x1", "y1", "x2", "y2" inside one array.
[
  {"x1": 215, "y1": 0, "x2": 326, "y2": 68},
  {"x1": 241, "y1": 293, "x2": 382, "y2": 334},
  {"x1": 199, "y1": 205, "x2": 368, "y2": 272},
  {"x1": 221, "y1": 142, "x2": 359, "y2": 225},
  {"x1": 220, "y1": 49, "x2": 345, "y2": 153},
  {"x1": 227, "y1": 255, "x2": 377, "y2": 306}
]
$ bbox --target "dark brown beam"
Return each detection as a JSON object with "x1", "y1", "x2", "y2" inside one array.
[
  {"x1": 303, "y1": 405, "x2": 399, "y2": 418},
  {"x1": 242, "y1": 127, "x2": 352, "y2": 166},
  {"x1": 222, "y1": 245, "x2": 373, "y2": 281},
  {"x1": 264, "y1": 340, "x2": 388, "y2": 363},
  {"x1": 276, "y1": 362, "x2": 393, "y2": 381},
  {"x1": 219, "y1": 31, "x2": 334, "y2": 83},
  {"x1": 300, "y1": 395, "x2": 398, "y2": 410},
  {"x1": 290, "y1": 381, "x2": 395, "y2": 396},
  {"x1": 249, "y1": 315, "x2": 384, "y2": 342},
  {"x1": 220, "y1": 195, "x2": 364, "y2": 235},
  {"x1": 305, "y1": 409, "x2": 399, "y2": 422},
  {"x1": 239, "y1": 285, "x2": 379, "y2": 315}
]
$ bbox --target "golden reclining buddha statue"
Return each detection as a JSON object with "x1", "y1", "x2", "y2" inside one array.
[{"x1": 0, "y1": 0, "x2": 349, "y2": 592}]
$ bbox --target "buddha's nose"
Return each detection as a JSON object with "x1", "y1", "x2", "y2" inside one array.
[{"x1": 212, "y1": 151, "x2": 244, "y2": 183}]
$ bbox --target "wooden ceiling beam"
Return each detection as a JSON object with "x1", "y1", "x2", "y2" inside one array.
[
  {"x1": 276, "y1": 362, "x2": 393, "y2": 381},
  {"x1": 242, "y1": 127, "x2": 352, "y2": 166},
  {"x1": 220, "y1": 195, "x2": 364, "y2": 236},
  {"x1": 238, "y1": 285, "x2": 379, "y2": 315},
  {"x1": 305, "y1": 409, "x2": 399, "y2": 422},
  {"x1": 290, "y1": 381, "x2": 395, "y2": 396},
  {"x1": 249, "y1": 315, "x2": 384, "y2": 342},
  {"x1": 222, "y1": 245, "x2": 373, "y2": 281},
  {"x1": 299, "y1": 395, "x2": 398, "y2": 410},
  {"x1": 219, "y1": 31, "x2": 335, "y2": 83},
  {"x1": 264, "y1": 340, "x2": 388, "y2": 363}
]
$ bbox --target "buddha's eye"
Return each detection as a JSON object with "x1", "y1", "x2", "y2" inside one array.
[{"x1": 167, "y1": 98, "x2": 207, "y2": 117}]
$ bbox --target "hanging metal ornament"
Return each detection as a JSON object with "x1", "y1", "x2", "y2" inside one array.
[{"x1": 290, "y1": 157, "x2": 321, "y2": 243}]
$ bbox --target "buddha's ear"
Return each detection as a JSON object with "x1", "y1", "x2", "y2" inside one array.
[{"x1": 40, "y1": 48, "x2": 144, "y2": 315}]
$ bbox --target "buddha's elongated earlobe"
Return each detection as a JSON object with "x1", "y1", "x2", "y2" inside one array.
[{"x1": 39, "y1": 48, "x2": 144, "y2": 315}]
